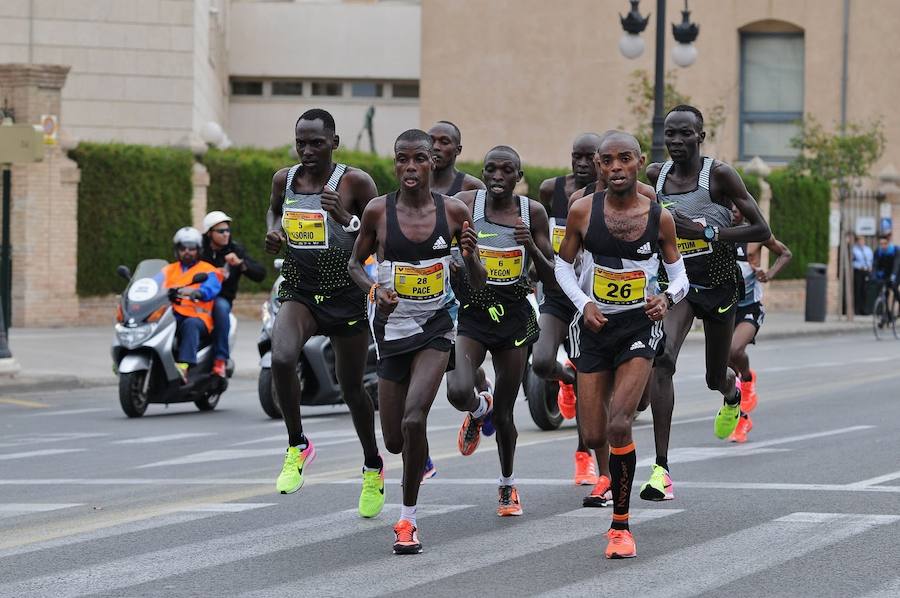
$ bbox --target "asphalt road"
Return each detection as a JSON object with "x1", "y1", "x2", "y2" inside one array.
[{"x1": 0, "y1": 331, "x2": 898, "y2": 597}]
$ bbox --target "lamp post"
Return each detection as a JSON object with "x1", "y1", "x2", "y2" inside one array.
[{"x1": 619, "y1": 0, "x2": 699, "y2": 163}]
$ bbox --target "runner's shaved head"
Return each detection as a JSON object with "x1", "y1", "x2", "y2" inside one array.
[
  {"x1": 485, "y1": 145, "x2": 522, "y2": 169},
  {"x1": 573, "y1": 132, "x2": 603, "y2": 151},
  {"x1": 598, "y1": 132, "x2": 642, "y2": 156}
]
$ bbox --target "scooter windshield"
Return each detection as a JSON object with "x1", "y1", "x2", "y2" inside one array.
[{"x1": 121, "y1": 259, "x2": 170, "y2": 324}]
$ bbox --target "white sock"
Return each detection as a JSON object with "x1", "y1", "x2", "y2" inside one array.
[
  {"x1": 471, "y1": 393, "x2": 488, "y2": 418},
  {"x1": 499, "y1": 475, "x2": 515, "y2": 487},
  {"x1": 400, "y1": 504, "x2": 417, "y2": 526}
]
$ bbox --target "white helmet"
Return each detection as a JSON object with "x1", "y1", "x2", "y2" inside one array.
[
  {"x1": 173, "y1": 226, "x2": 203, "y2": 249},
  {"x1": 203, "y1": 210, "x2": 232, "y2": 234}
]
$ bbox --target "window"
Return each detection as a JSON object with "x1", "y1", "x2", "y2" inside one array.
[
  {"x1": 311, "y1": 81, "x2": 343, "y2": 97},
  {"x1": 231, "y1": 80, "x2": 263, "y2": 96},
  {"x1": 272, "y1": 81, "x2": 304, "y2": 96},
  {"x1": 392, "y1": 82, "x2": 419, "y2": 98},
  {"x1": 740, "y1": 33, "x2": 804, "y2": 160},
  {"x1": 352, "y1": 82, "x2": 383, "y2": 98}
]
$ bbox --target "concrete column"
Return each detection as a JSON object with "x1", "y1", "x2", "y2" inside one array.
[
  {"x1": 191, "y1": 161, "x2": 210, "y2": 231},
  {"x1": 0, "y1": 64, "x2": 81, "y2": 327}
]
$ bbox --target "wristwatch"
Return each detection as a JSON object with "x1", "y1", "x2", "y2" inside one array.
[
  {"x1": 703, "y1": 225, "x2": 715, "y2": 242},
  {"x1": 664, "y1": 292, "x2": 676, "y2": 309},
  {"x1": 342, "y1": 215, "x2": 361, "y2": 233}
]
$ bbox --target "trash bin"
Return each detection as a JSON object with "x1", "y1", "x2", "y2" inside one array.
[{"x1": 805, "y1": 263, "x2": 827, "y2": 322}]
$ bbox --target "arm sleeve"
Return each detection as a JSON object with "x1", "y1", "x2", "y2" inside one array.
[
  {"x1": 554, "y1": 255, "x2": 591, "y2": 314},
  {"x1": 198, "y1": 272, "x2": 222, "y2": 300},
  {"x1": 237, "y1": 244, "x2": 267, "y2": 283},
  {"x1": 663, "y1": 257, "x2": 689, "y2": 304}
]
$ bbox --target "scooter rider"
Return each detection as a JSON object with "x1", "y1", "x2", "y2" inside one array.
[
  {"x1": 155, "y1": 227, "x2": 222, "y2": 383},
  {"x1": 201, "y1": 211, "x2": 266, "y2": 377}
]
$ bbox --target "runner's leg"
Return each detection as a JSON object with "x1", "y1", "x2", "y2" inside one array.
[
  {"x1": 271, "y1": 301, "x2": 317, "y2": 446},
  {"x1": 490, "y1": 346, "x2": 529, "y2": 478},
  {"x1": 331, "y1": 331, "x2": 381, "y2": 468}
]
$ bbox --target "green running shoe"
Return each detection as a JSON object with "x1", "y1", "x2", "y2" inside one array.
[
  {"x1": 639, "y1": 464, "x2": 674, "y2": 501},
  {"x1": 276, "y1": 441, "x2": 316, "y2": 494},
  {"x1": 714, "y1": 401, "x2": 741, "y2": 439},
  {"x1": 358, "y1": 466, "x2": 385, "y2": 518}
]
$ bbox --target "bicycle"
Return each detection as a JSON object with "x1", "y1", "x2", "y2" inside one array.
[{"x1": 872, "y1": 280, "x2": 899, "y2": 340}]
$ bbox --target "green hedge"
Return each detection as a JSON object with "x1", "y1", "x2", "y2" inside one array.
[
  {"x1": 70, "y1": 143, "x2": 193, "y2": 296},
  {"x1": 767, "y1": 169, "x2": 831, "y2": 279}
]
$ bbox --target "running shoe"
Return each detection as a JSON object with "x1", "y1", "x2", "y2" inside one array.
[
  {"x1": 605, "y1": 528, "x2": 637, "y2": 559},
  {"x1": 481, "y1": 380, "x2": 496, "y2": 437},
  {"x1": 392, "y1": 520, "x2": 422, "y2": 555},
  {"x1": 714, "y1": 394, "x2": 742, "y2": 439},
  {"x1": 275, "y1": 440, "x2": 316, "y2": 494},
  {"x1": 583, "y1": 475, "x2": 612, "y2": 508},
  {"x1": 557, "y1": 360, "x2": 578, "y2": 420},
  {"x1": 457, "y1": 393, "x2": 493, "y2": 456},
  {"x1": 739, "y1": 369, "x2": 758, "y2": 413},
  {"x1": 358, "y1": 466, "x2": 385, "y2": 518},
  {"x1": 574, "y1": 451, "x2": 599, "y2": 486},
  {"x1": 497, "y1": 485, "x2": 523, "y2": 516},
  {"x1": 728, "y1": 414, "x2": 754, "y2": 444},
  {"x1": 212, "y1": 358, "x2": 227, "y2": 378},
  {"x1": 639, "y1": 464, "x2": 674, "y2": 501},
  {"x1": 422, "y1": 456, "x2": 437, "y2": 482}
]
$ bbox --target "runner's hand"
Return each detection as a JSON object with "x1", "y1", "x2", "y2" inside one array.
[
  {"x1": 644, "y1": 294, "x2": 667, "y2": 321},
  {"x1": 375, "y1": 287, "x2": 400, "y2": 315},
  {"x1": 672, "y1": 213, "x2": 704, "y2": 240},
  {"x1": 460, "y1": 221, "x2": 477, "y2": 258},
  {"x1": 754, "y1": 266, "x2": 769, "y2": 282},
  {"x1": 320, "y1": 188, "x2": 352, "y2": 227},
  {"x1": 514, "y1": 217, "x2": 535, "y2": 250},
  {"x1": 265, "y1": 229, "x2": 285, "y2": 254},
  {"x1": 583, "y1": 303, "x2": 608, "y2": 332}
]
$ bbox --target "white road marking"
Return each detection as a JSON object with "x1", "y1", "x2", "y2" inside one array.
[
  {"x1": 112, "y1": 433, "x2": 216, "y2": 445},
  {"x1": 229, "y1": 424, "x2": 462, "y2": 448},
  {"x1": 0, "y1": 433, "x2": 108, "y2": 449},
  {"x1": 539, "y1": 512, "x2": 900, "y2": 597},
  {"x1": 846, "y1": 469, "x2": 900, "y2": 488},
  {"x1": 242, "y1": 508, "x2": 682, "y2": 596},
  {"x1": 0, "y1": 504, "x2": 83, "y2": 519},
  {"x1": 558, "y1": 507, "x2": 684, "y2": 520},
  {"x1": 0, "y1": 448, "x2": 86, "y2": 461},
  {"x1": 0, "y1": 504, "x2": 472, "y2": 598},
  {"x1": 26, "y1": 408, "x2": 110, "y2": 417},
  {"x1": 181, "y1": 503, "x2": 275, "y2": 513}
]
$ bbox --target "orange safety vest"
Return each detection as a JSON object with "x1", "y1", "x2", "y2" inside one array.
[{"x1": 161, "y1": 261, "x2": 221, "y2": 332}]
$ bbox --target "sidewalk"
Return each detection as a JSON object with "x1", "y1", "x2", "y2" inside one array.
[{"x1": 0, "y1": 312, "x2": 871, "y2": 394}]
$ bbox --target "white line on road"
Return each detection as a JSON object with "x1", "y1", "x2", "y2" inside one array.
[
  {"x1": 112, "y1": 433, "x2": 216, "y2": 445},
  {"x1": 242, "y1": 508, "x2": 683, "y2": 596},
  {"x1": 846, "y1": 470, "x2": 900, "y2": 489},
  {"x1": 539, "y1": 512, "x2": 900, "y2": 598},
  {"x1": 0, "y1": 504, "x2": 472, "y2": 598},
  {"x1": 0, "y1": 449, "x2": 86, "y2": 461},
  {"x1": 0, "y1": 433, "x2": 108, "y2": 449},
  {"x1": 558, "y1": 507, "x2": 684, "y2": 520},
  {"x1": 26, "y1": 408, "x2": 110, "y2": 417},
  {"x1": 0, "y1": 504, "x2": 83, "y2": 519},
  {"x1": 229, "y1": 424, "x2": 462, "y2": 448},
  {"x1": 181, "y1": 503, "x2": 275, "y2": 512}
]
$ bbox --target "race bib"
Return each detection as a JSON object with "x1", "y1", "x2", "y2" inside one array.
[
  {"x1": 393, "y1": 262, "x2": 446, "y2": 301},
  {"x1": 552, "y1": 224, "x2": 566, "y2": 254},
  {"x1": 592, "y1": 267, "x2": 646, "y2": 306},
  {"x1": 677, "y1": 217, "x2": 712, "y2": 258},
  {"x1": 283, "y1": 208, "x2": 328, "y2": 249},
  {"x1": 479, "y1": 246, "x2": 525, "y2": 285}
]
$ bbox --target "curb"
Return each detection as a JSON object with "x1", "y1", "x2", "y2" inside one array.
[{"x1": 0, "y1": 375, "x2": 116, "y2": 395}]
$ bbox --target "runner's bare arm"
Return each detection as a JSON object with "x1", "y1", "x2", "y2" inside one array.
[
  {"x1": 713, "y1": 163, "x2": 771, "y2": 243},
  {"x1": 756, "y1": 236, "x2": 793, "y2": 282},
  {"x1": 520, "y1": 199, "x2": 555, "y2": 286},
  {"x1": 539, "y1": 177, "x2": 556, "y2": 210},
  {"x1": 265, "y1": 168, "x2": 289, "y2": 254},
  {"x1": 348, "y1": 168, "x2": 379, "y2": 217},
  {"x1": 638, "y1": 180, "x2": 658, "y2": 202},
  {"x1": 348, "y1": 197, "x2": 384, "y2": 294},
  {"x1": 447, "y1": 196, "x2": 486, "y2": 289}
]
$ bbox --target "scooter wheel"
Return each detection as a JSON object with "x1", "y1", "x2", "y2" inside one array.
[
  {"x1": 195, "y1": 393, "x2": 220, "y2": 411},
  {"x1": 119, "y1": 371, "x2": 149, "y2": 418},
  {"x1": 258, "y1": 368, "x2": 282, "y2": 419}
]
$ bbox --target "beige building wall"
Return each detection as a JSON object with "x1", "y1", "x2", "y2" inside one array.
[{"x1": 421, "y1": 0, "x2": 900, "y2": 175}]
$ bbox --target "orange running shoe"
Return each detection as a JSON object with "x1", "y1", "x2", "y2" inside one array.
[
  {"x1": 557, "y1": 361, "x2": 577, "y2": 419},
  {"x1": 574, "y1": 451, "x2": 599, "y2": 486},
  {"x1": 583, "y1": 475, "x2": 612, "y2": 508},
  {"x1": 739, "y1": 369, "x2": 758, "y2": 413},
  {"x1": 497, "y1": 485, "x2": 523, "y2": 516},
  {"x1": 728, "y1": 414, "x2": 753, "y2": 443},
  {"x1": 605, "y1": 528, "x2": 637, "y2": 559},
  {"x1": 392, "y1": 520, "x2": 422, "y2": 554},
  {"x1": 457, "y1": 393, "x2": 493, "y2": 456}
]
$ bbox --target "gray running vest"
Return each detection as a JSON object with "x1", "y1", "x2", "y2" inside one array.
[{"x1": 736, "y1": 241, "x2": 761, "y2": 307}]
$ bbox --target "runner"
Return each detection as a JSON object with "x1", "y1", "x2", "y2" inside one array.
[
  {"x1": 349, "y1": 128, "x2": 479, "y2": 554},
  {"x1": 555, "y1": 132, "x2": 687, "y2": 558},
  {"x1": 265, "y1": 109, "x2": 386, "y2": 520},
  {"x1": 448, "y1": 145, "x2": 555, "y2": 517},
  {"x1": 728, "y1": 206, "x2": 792, "y2": 443},
  {"x1": 534, "y1": 133, "x2": 607, "y2": 497},
  {"x1": 640, "y1": 105, "x2": 771, "y2": 502}
]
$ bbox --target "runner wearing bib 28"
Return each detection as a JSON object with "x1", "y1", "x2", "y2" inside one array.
[{"x1": 447, "y1": 145, "x2": 556, "y2": 518}]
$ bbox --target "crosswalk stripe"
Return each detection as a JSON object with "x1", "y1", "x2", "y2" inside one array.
[
  {"x1": 0, "y1": 449, "x2": 86, "y2": 461},
  {"x1": 242, "y1": 508, "x2": 683, "y2": 596},
  {"x1": 558, "y1": 508, "x2": 683, "y2": 520},
  {"x1": 0, "y1": 504, "x2": 472, "y2": 598},
  {"x1": 181, "y1": 503, "x2": 275, "y2": 513},
  {"x1": 539, "y1": 512, "x2": 900, "y2": 597},
  {"x1": 26, "y1": 408, "x2": 109, "y2": 417},
  {"x1": 112, "y1": 433, "x2": 215, "y2": 445},
  {"x1": 0, "y1": 433, "x2": 107, "y2": 449},
  {"x1": 0, "y1": 504, "x2": 83, "y2": 519}
]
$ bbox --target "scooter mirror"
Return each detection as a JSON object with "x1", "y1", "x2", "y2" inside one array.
[
  {"x1": 274, "y1": 259, "x2": 284, "y2": 271},
  {"x1": 191, "y1": 272, "x2": 209, "y2": 284},
  {"x1": 116, "y1": 265, "x2": 132, "y2": 280}
]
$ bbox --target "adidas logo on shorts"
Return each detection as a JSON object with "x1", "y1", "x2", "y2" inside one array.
[
  {"x1": 630, "y1": 340, "x2": 646, "y2": 350},
  {"x1": 637, "y1": 242, "x2": 652, "y2": 255},
  {"x1": 432, "y1": 236, "x2": 448, "y2": 250},
  {"x1": 745, "y1": 313, "x2": 754, "y2": 319}
]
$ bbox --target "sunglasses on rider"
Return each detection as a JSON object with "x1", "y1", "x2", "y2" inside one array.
[{"x1": 211, "y1": 227, "x2": 231, "y2": 234}]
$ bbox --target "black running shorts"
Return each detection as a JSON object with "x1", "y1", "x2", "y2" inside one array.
[
  {"x1": 377, "y1": 337, "x2": 454, "y2": 383},
  {"x1": 735, "y1": 301, "x2": 765, "y2": 337},
  {"x1": 278, "y1": 283, "x2": 367, "y2": 337},
  {"x1": 686, "y1": 284, "x2": 739, "y2": 323},
  {"x1": 539, "y1": 290, "x2": 577, "y2": 324},
  {"x1": 570, "y1": 308, "x2": 665, "y2": 373},
  {"x1": 458, "y1": 299, "x2": 540, "y2": 352}
]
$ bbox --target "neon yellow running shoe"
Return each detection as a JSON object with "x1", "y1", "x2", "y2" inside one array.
[
  {"x1": 359, "y1": 466, "x2": 385, "y2": 518},
  {"x1": 714, "y1": 401, "x2": 741, "y2": 439},
  {"x1": 639, "y1": 464, "x2": 674, "y2": 501},
  {"x1": 276, "y1": 441, "x2": 316, "y2": 494}
]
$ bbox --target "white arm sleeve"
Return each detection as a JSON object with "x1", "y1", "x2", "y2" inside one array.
[
  {"x1": 555, "y1": 255, "x2": 592, "y2": 314},
  {"x1": 663, "y1": 256, "x2": 689, "y2": 303}
]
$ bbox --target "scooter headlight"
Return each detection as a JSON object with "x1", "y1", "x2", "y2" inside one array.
[{"x1": 115, "y1": 323, "x2": 155, "y2": 349}]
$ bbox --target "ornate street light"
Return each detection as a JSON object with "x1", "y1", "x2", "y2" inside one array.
[{"x1": 619, "y1": 0, "x2": 700, "y2": 162}]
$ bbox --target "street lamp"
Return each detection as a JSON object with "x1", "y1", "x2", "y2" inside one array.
[{"x1": 619, "y1": 0, "x2": 700, "y2": 163}]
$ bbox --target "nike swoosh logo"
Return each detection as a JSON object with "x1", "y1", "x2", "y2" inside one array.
[
  {"x1": 718, "y1": 302, "x2": 736, "y2": 313},
  {"x1": 661, "y1": 201, "x2": 675, "y2": 209},
  {"x1": 477, "y1": 231, "x2": 498, "y2": 239},
  {"x1": 347, "y1": 320, "x2": 358, "y2": 326},
  {"x1": 514, "y1": 337, "x2": 528, "y2": 347},
  {"x1": 379, "y1": 487, "x2": 385, "y2": 495}
]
